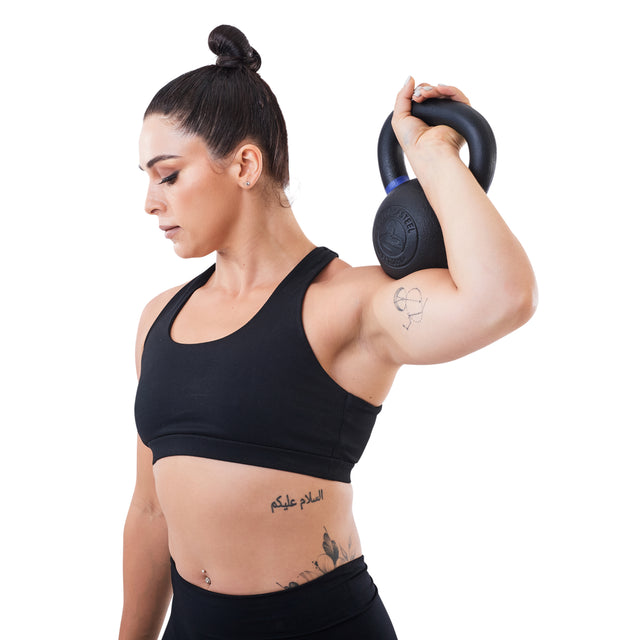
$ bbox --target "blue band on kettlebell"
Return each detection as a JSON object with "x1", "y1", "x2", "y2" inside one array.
[{"x1": 385, "y1": 175, "x2": 410, "y2": 194}]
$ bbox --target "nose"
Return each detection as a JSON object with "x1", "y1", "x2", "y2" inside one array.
[{"x1": 144, "y1": 182, "x2": 165, "y2": 216}]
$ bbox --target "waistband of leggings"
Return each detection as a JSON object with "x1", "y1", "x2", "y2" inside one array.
[{"x1": 169, "y1": 555, "x2": 378, "y2": 638}]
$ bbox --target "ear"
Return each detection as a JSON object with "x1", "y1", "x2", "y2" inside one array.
[{"x1": 233, "y1": 143, "x2": 263, "y2": 189}]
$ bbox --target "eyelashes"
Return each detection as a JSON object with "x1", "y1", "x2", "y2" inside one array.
[{"x1": 159, "y1": 171, "x2": 179, "y2": 185}]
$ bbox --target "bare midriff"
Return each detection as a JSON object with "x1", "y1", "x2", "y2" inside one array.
[{"x1": 153, "y1": 455, "x2": 361, "y2": 596}]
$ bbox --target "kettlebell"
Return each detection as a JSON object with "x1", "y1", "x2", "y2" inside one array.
[{"x1": 372, "y1": 98, "x2": 497, "y2": 278}]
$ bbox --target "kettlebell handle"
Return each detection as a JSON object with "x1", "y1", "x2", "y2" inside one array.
[{"x1": 378, "y1": 99, "x2": 497, "y2": 194}]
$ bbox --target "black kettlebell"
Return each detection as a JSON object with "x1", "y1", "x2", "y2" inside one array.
[{"x1": 372, "y1": 99, "x2": 497, "y2": 278}]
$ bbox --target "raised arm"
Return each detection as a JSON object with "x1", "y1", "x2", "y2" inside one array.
[{"x1": 363, "y1": 79, "x2": 537, "y2": 366}]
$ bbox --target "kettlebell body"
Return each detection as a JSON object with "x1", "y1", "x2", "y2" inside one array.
[
  {"x1": 373, "y1": 179, "x2": 446, "y2": 276},
  {"x1": 373, "y1": 99, "x2": 497, "y2": 278}
]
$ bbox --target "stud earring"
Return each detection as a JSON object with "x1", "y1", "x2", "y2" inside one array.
[{"x1": 245, "y1": 181, "x2": 251, "y2": 186}]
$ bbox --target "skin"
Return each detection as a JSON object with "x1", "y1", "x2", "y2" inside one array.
[{"x1": 119, "y1": 79, "x2": 537, "y2": 639}]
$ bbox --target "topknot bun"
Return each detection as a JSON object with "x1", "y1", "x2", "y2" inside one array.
[{"x1": 208, "y1": 25, "x2": 261, "y2": 72}]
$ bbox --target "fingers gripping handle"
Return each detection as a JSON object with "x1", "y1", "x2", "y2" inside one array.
[
  {"x1": 373, "y1": 99, "x2": 498, "y2": 277},
  {"x1": 377, "y1": 99, "x2": 497, "y2": 194}
]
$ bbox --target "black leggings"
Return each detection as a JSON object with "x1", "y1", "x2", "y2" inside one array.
[{"x1": 162, "y1": 555, "x2": 397, "y2": 639}]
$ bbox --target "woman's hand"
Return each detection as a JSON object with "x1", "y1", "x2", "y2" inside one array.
[{"x1": 391, "y1": 78, "x2": 469, "y2": 155}]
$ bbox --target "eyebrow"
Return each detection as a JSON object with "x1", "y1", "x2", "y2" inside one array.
[{"x1": 138, "y1": 154, "x2": 182, "y2": 171}]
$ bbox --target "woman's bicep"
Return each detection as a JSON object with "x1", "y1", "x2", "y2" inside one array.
[{"x1": 364, "y1": 266, "x2": 531, "y2": 366}]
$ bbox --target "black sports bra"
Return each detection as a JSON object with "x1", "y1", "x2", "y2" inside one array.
[{"x1": 134, "y1": 247, "x2": 382, "y2": 482}]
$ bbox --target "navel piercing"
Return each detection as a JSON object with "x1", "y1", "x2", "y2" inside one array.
[{"x1": 201, "y1": 569, "x2": 212, "y2": 586}]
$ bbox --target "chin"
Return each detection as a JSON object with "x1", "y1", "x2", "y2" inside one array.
[{"x1": 172, "y1": 241, "x2": 213, "y2": 260}]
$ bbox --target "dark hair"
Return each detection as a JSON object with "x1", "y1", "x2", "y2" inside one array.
[{"x1": 144, "y1": 25, "x2": 289, "y2": 189}]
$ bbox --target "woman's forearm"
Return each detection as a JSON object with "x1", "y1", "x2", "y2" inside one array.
[
  {"x1": 119, "y1": 502, "x2": 172, "y2": 640},
  {"x1": 409, "y1": 141, "x2": 536, "y2": 310}
]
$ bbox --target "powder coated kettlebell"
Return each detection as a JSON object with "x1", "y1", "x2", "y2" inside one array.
[{"x1": 373, "y1": 99, "x2": 497, "y2": 278}]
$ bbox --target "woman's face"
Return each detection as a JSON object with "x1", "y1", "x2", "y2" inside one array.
[{"x1": 139, "y1": 115, "x2": 242, "y2": 258}]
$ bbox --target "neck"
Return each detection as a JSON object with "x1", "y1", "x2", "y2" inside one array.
[{"x1": 211, "y1": 192, "x2": 315, "y2": 293}]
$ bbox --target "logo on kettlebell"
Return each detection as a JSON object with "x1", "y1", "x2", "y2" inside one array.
[{"x1": 375, "y1": 205, "x2": 418, "y2": 267}]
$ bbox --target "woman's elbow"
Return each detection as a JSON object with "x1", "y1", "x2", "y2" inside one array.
[{"x1": 502, "y1": 272, "x2": 538, "y2": 333}]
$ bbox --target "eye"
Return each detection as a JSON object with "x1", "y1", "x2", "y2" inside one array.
[{"x1": 159, "y1": 171, "x2": 179, "y2": 185}]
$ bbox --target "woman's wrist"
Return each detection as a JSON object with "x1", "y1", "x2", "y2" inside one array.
[
  {"x1": 406, "y1": 133, "x2": 462, "y2": 162},
  {"x1": 405, "y1": 138, "x2": 466, "y2": 192}
]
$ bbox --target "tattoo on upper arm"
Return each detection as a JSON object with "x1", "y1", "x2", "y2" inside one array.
[
  {"x1": 393, "y1": 286, "x2": 428, "y2": 330},
  {"x1": 276, "y1": 526, "x2": 357, "y2": 590}
]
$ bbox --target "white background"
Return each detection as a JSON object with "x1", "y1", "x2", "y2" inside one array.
[{"x1": 2, "y1": 1, "x2": 638, "y2": 638}]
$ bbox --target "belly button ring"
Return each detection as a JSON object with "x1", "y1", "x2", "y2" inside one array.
[{"x1": 201, "y1": 569, "x2": 211, "y2": 586}]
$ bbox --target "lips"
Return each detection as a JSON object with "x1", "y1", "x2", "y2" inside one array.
[{"x1": 160, "y1": 225, "x2": 180, "y2": 239}]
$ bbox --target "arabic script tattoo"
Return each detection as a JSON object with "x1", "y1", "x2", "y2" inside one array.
[
  {"x1": 393, "y1": 286, "x2": 428, "y2": 330},
  {"x1": 270, "y1": 489, "x2": 324, "y2": 513},
  {"x1": 276, "y1": 526, "x2": 357, "y2": 590}
]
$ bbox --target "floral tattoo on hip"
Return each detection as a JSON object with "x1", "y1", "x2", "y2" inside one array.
[{"x1": 276, "y1": 526, "x2": 357, "y2": 590}]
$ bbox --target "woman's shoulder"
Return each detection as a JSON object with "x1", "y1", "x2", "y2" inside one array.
[
  {"x1": 316, "y1": 254, "x2": 390, "y2": 293},
  {"x1": 134, "y1": 281, "x2": 187, "y2": 376},
  {"x1": 308, "y1": 256, "x2": 392, "y2": 330},
  {"x1": 139, "y1": 282, "x2": 186, "y2": 324}
]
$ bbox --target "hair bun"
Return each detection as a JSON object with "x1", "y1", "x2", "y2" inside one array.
[{"x1": 208, "y1": 25, "x2": 261, "y2": 72}]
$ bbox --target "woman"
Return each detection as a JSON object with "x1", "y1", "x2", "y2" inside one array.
[{"x1": 119, "y1": 24, "x2": 537, "y2": 640}]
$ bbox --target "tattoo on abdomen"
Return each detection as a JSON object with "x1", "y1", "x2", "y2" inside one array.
[
  {"x1": 270, "y1": 488, "x2": 324, "y2": 513},
  {"x1": 393, "y1": 286, "x2": 428, "y2": 330},
  {"x1": 276, "y1": 526, "x2": 357, "y2": 590}
]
